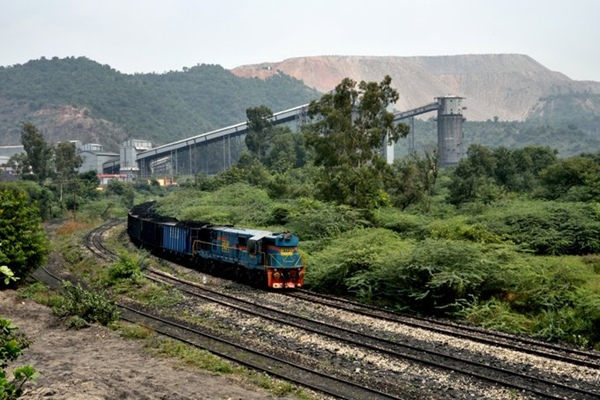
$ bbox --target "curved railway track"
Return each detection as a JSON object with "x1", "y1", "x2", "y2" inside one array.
[
  {"x1": 83, "y1": 219, "x2": 122, "y2": 261},
  {"x1": 72, "y1": 220, "x2": 600, "y2": 399},
  {"x1": 287, "y1": 289, "x2": 600, "y2": 370},
  {"x1": 33, "y1": 265, "x2": 399, "y2": 400},
  {"x1": 146, "y1": 268, "x2": 600, "y2": 400}
]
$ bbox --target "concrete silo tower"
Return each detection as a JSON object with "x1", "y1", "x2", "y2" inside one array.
[{"x1": 436, "y1": 96, "x2": 465, "y2": 167}]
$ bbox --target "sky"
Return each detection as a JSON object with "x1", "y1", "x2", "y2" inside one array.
[{"x1": 1, "y1": 0, "x2": 599, "y2": 81}]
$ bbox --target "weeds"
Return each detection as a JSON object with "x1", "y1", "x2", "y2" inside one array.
[
  {"x1": 117, "y1": 323, "x2": 153, "y2": 340},
  {"x1": 18, "y1": 282, "x2": 63, "y2": 308},
  {"x1": 52, "y1": 281, "x2": 120, "y2": 326},
  {"x1": 106, "y1": 253, "x2": 145, "y2": 285}
]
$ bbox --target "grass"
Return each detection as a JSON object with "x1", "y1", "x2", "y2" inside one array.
[
  {"x1": 18, "y1": 282, "x2": 63, "y2": 308},
  {"x1": 54, "y1": 219, "x2": 94, "y2": 236},
  {"x1": 143, "y1": 336, "x2": 311, "y2": 399},
  {"x1": 117, "y1": 323, "x2": 154, "y2": 340},
  {"x1": 126, "y1": 282, "x2": 184, "y2": 308}
]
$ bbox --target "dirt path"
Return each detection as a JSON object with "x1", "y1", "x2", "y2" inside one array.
[{"x1": 0, "y1": 289, "x2": 283, "y2": 400}]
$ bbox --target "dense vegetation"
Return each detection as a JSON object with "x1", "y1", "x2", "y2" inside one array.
[
  {"x1": 0, "y1": 57, "x2": 320, "y2": 149},
  {"x1": 147, "y1": 79, "x2": 600, "y2": 349},
  {"x1": 2, "y1": 75, "x2": 600, "y2": 368}
]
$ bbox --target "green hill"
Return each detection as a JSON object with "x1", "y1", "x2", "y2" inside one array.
[
  {"x1": 2, "y1": 56, "x2": 600, "y2": 157},
  {"x1": 0, "y1": 57, "x2": 320, "y2": 151}
]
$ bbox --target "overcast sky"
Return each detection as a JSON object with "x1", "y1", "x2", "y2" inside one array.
[{"x1": 2, "y1": 0, "x2": 598, "y2": 81}]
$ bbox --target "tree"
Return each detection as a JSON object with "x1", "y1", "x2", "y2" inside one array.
[
  {"x1": 539, "y1": 156, "x2": 600, "y2": 201},
  {"x1": 0, "y1": 188, "x2": 50, "y2": 282},
  {"x1": 5, "y1": 154, "x2": 27, "y2": 177},
  {"x1": 266, "y1": 132, "x2": 303, "y2": 173},
  {"x1": 76, "y1": 170, "x2": 101, "y2": 200},
  {"x1": 54, "y1": 142, "x2": 83, "y2": 206},
  {"x1": 447, "y1": 144, "x2": 560, "y2": 205},
  {"x1": 55, "y1": 142, "x2": 82, "y2": 180},
  {"x1": 245, "y1": 105, "x2": 302, "y2": 172},
  {"x1": 448, "y1": 145, "x2": 498, "y2": 205},
  {"x1": 20, "y1": 123, "x2": 54, "y2": 183},
  {"x1": 245, "y1": 106, "x2": 276, "y2": 163},
  {"x1": 388, "y1": 150, "x2": 439, "y2": 210},
  {"x1": 520, "y1": 146, "x2": 558, "y2": 175},
  {"x1": 303, "y1": 76, "x2": 409, "y2": 208}
]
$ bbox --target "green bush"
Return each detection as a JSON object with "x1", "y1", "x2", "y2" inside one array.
[
  {"x1": 0, "y1": 318, "x2": 38, "y2": 399},
  {"x1": 158, "y1": 183, "x2": 274, "y2": 226},
  {"x1": 389, "y1": 240, "x2": 515, "y2": 315},
  {"x1": 52, "y1": 281, "x2": 119, "y2": 326},
  {"x1": 307, "y1": 229, "x2": 517, "y2": 315},
  {"x1": 0, "y1": 189, "x2": 50, "y2": 283},
  {"x1": 78, "y1": 197, "x2": 129, "y2": 219},
  {"x1": 286, "y1": 198, "x2": 371, "y2": 241},
  {"x1": 0, "y1": 266, "x2": 18, "y2": 286},
  {"x1": 457, "y1": 298, "x2": 532, "y2": 334},
  {"x1": 428, "y1": 217, "x2": 503, "y2": 244},
  {"x1": 305, "y1": 228, "x2": 413, "y2": 297},
  {"x1": 475, "y1": 201, "x2": 600, "y2": 255},
  {"x1": 459, "y1": 255, "x2": 600, "y2": 348},
  {"x1": 107, "y1": 253, "x2": 144, "y2": 285},
  {"x1": 65, "y1": 316, "x2": 90, "y2": 330},
  {"x1": 372, "y1": 208, "x2": 431, "y2": 240}
]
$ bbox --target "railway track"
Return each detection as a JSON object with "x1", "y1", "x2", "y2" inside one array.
[
  {"x1": 118, "y1": 302, "x2": 400, "y2": 400},
  {"x1": 83, "y1": 218, "x2": 122, "y2": 261},
  {"x1": 33, "y1": 264, "x2": 399, "y2": 400},
  {"x1": 287, "y1": 289, "x2": 600, "y2": 370},
  {"x1": 74, "y1": 220, "x2": 600, "y2": 398},
  {"x1": 146, "y1": 268, "x2": 600, "y2": 400}
]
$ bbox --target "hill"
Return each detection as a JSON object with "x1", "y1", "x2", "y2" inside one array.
[
  {"x1": 231, "y1": 54, "x2": 600, "y2": 122},
  {"x1": 1, "y1": 55, "x2": 600, "y2": 157},
  {"x1": 0, "y1": 57, "x2": 320, "y2": 151}
]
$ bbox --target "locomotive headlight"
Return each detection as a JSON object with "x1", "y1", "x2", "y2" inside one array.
[{"x1": 273, "y1": 271, "x2": 281, "y2": 279}]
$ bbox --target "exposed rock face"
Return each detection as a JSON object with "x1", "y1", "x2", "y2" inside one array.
[
  {"x1": 0, "y1": 103, "x2": 127, "y2": 151},
  {"x1": 231, "y1": 54, "x2": 600, "y2": 121}
]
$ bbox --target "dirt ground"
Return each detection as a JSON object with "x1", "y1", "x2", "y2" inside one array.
[{"x1": 0, "y1": 289, "x2": 285, "y2": 400}]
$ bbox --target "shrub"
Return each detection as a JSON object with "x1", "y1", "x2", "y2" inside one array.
[
  {"x1": 473, "y1": 201, "x2": 600, "y2": 255},
  {"x1": 52, "y1": 281, "x2": 119, "y2": 326},
  {"x1": 457, "y1": 298, "x2": 531, "y2": 334},
  {"x1": 0, "y1": 189, "x2": 50, "y2": 283},
  {"x1": 286, "y1": 199, "x2": 371, "y2": 241},
  {"x1": 457, "y1": 255, "x2": 600, "y2": 348},
  {"x1": 65, "y1": 316, "x2": 90, "y2": 330},
  {"x1": 0, "y1": 266, "x2": 18, "y2": 286},
  {"x1": 159, "y1": 183, "x2": 274, "y2": 226},
  {"x1": 305, "y1": 228, "x2": 413, "y2": 298},
  {"x1": 307, "y1": 230, "x2": 517, "y2": 315},
  {"x1": 107, "y1": 253, "x2": 144, "y2": 285},
  {"x1": 0, "y1": 318, "x2": 39, "y2": 399},
  {"x1": 390, "y1": 240, "x2": 513, "y2": 315},
  {"x1": 428, "y1": 217, "x2": 503, "y2": 244},
  {"x1": 372, "y1": 208, "x2": 431, "y2": 240}
]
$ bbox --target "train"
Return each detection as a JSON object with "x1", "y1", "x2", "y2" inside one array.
[{"x1": 127, "y1": 201, "x2": 305, "y2": 289}]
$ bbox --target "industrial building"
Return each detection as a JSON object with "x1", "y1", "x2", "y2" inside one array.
[{"x1": 0, "y1": 139, "x2": 152, "y2": 183}]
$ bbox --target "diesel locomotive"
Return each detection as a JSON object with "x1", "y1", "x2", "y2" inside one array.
[{"x1": 127, "y1": 202, "x2": 305, "y2": 289}]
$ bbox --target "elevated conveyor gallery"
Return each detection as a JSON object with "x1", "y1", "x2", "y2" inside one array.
[{"x1": 135, "y1": 96, "x2": 464, "y2": 177}]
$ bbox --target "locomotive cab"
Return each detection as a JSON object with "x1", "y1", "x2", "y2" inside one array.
[{"x1": 263, "y1": 231, "x2": 305, "y2": 289}]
